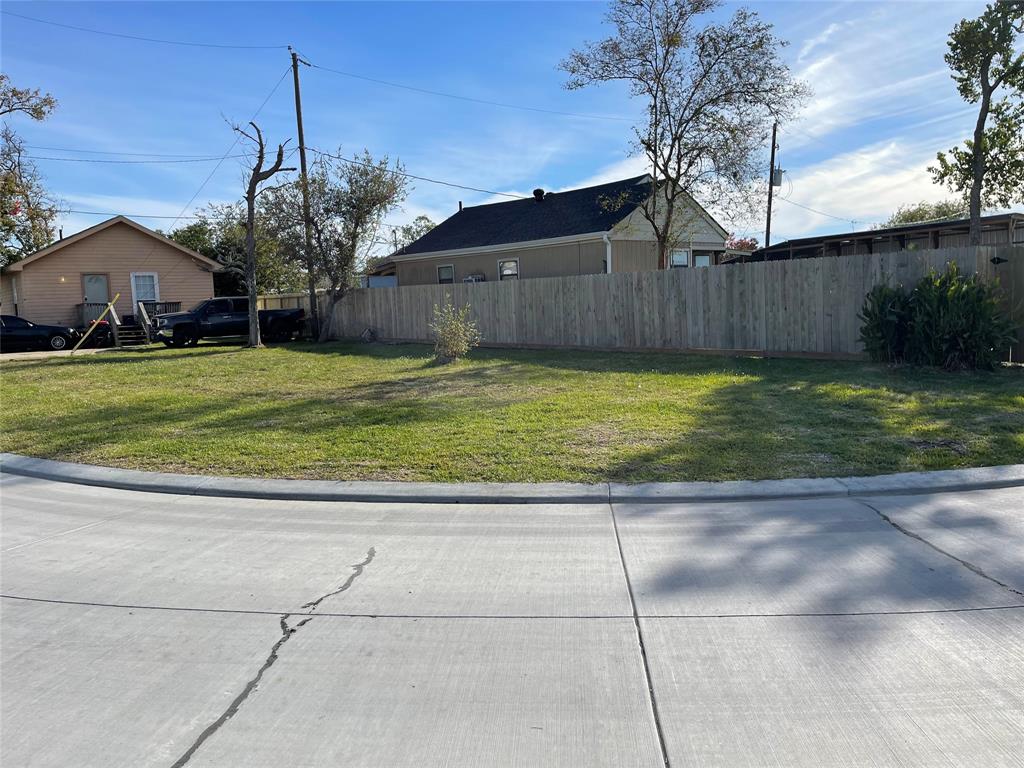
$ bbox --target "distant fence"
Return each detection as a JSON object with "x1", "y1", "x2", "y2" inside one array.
[
  {"x1": 256, "y1": 291, "x2": 334, "y2": 339},
  {"x1": 329, "y1": 246, "x2": 1024, "y2": 361}
]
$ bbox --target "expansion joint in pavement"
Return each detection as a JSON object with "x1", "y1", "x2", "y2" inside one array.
[
  {"x1": 856, "y1": 498, "x2": 1024, "y2": 598},
  {"x1": 608, "y1": 501, "x2": 671, "y2": 768}
]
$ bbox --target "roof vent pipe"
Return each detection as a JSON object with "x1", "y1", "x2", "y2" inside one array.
[
  {"x1": 533, "y1": 188, "x2": 545, "y2": 201},
  {"x1": 458, "y1": 201, "x2": 463, "y2": 212}
]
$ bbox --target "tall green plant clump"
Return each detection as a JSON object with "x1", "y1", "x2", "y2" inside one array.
[{"x1": 858, "y1": 262, "x2": 1016, "y2": 370}]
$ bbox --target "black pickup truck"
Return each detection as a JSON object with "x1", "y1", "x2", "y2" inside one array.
[{"x1": 153, "y1": 298, "x2": 305, "y2": 347}]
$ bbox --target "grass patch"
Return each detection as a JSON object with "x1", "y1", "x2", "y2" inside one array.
[{"x1": 1, "y1": 341, "x2": 1022, "y2": 482}]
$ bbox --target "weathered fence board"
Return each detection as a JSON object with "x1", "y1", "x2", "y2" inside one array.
[{"x1": 329, "y1": 246, "x2": 1024, "y2": 361}]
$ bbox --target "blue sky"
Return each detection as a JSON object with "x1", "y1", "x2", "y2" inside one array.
[{"x1": 0, "y1": 1, "x2": 995, "y2": 247}]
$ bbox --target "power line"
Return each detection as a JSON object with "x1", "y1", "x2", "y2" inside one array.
[
  {"x1": 26, "y1": 145, "x2": 237, "y2": 159},
  {"x1": 1, "y1": 9, "x2": 288, "y2": 49},
  {"x1": 65, "y1": 208, "x2": 408, "y2": 230},
  {"x1": 308, "y1": 147, "x2": 528, "y2": 200},
  {"x1": 308, "y1": 61, "x2": 633, "y2": 123},
  {"x1": 116, "y1": 66, "x2": 294, "y2": 286},
  {"x1": 30, "y1": 154, "x2": 248, "y2": 164},
  {"x1": 66, "y1": 210, "x2": 205, "y2": 220},
  {"x1": 775, "y1": 195, "x2": 859, "y2": 227}
]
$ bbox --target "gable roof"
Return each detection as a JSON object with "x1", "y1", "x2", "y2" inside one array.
[
  {"x1": 398, "y1": 174, "x2": 653, "y2": 257},
  {"x1": 3, "y1": 215, "x2": 222, "y2": 272}
]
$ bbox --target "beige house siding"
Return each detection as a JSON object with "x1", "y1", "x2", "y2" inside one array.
[
  {"x1": 611, "y1": 240, "x2": 657, "y2": 272},
  {"x1": 12, "y1": 221, "x2": 215, "y2": 326},
  {"x1": 396, "y1": 239, "x2": 608, "y2": 286},
  {"x1": 0, "y1": 273, "x2": 19, "y2": 314},
  {"x1": 395, "y1": 235, "x2": 732, "y2": 286}
]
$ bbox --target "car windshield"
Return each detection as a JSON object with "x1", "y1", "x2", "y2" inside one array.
[{"x1": 188, "y1": 300, "x2": 210, "y2": 312}]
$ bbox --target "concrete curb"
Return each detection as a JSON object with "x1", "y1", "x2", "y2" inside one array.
[{"x1": 2, "y1": 452, "x2": 1023, "y2": 504}]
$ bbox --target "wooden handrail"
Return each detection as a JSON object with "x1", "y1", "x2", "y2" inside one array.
[{"x1": 136, "y1": 301, "x2": 152, "y2": 344}]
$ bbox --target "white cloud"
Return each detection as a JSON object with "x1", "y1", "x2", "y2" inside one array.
[
  {"x1": 769, "y1": 137, "x2": 959, "y2": 241},
  {"x1": 797, "y1": 22, "x2": 849, "y2": 63}
]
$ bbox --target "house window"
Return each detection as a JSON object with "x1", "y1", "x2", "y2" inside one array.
[
  {"x1": 130, "y1": 272, "x2": 159, "y2": 307},
  {"x1": 437, "y1": 265, "x2": 455, "y2": 284},
  {"x1": 694, "y1": 253, "x2": 712, "y2": 268},
  {"x1": 669, "y1": 249, "x2": 689, "y2": 268},
  {"x1": 498, "y1": 259, "x2": 519, "y2": 280}
]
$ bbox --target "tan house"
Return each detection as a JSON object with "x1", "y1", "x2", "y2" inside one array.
[
  {"x1": 0, "y1": 216, "x2": 220, "y2": 327},
  {"x1": 390, "y1": 174, "x2": 735, "y2": 286}
]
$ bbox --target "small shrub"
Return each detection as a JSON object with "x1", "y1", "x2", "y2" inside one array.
[
  {"x1": 858, "y1": 282, "x2": 910, "y2": 363},
  {"x1": 858, "y1": 262, "x2": 1017, "y2": 371},
  {"x1": 430, "y1": 298, "x2": 481, "y2": 362}
]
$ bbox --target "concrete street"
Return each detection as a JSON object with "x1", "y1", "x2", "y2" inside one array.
[{"x1": 1, "y1": 473, "x2": 1022, "y2": 767}]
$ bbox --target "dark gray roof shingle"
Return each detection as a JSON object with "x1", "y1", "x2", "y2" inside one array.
[{"x1": 399, "y1": 174, "x2": 651, "y2": 256}]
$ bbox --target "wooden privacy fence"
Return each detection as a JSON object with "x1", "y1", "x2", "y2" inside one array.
[
  {"x1": 256, "y1": 290, "x2": 328, "y2": 314},
  {"x1": 329, "y1": 245, "x2": 1024, "y2": 361}
]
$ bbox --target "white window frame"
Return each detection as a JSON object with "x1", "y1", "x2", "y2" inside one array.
[
  {"x1": 129, "y1": 271, "x2": 160, "y2": 307},
  {"x1": 498, "y1": 258, "x2": 520, "y2": 280},
  {"x1": 669, "y1": 249, "x2": 689, "y2": 268},
  {"x1": 437, "y1": 264, "x2": 455, "y2": 284}
]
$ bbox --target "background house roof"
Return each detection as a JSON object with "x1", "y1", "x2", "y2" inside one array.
[
  {"x1": 399, "y1": 175, "x2": 652, "y2": 256},
  {"x1": 747, "y1": 212, "x2": 1024, "y2": 259}
]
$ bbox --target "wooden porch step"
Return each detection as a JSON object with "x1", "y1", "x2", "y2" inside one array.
[{"x1": 115, "y1": 324, "x2": 151, "y2": 346}]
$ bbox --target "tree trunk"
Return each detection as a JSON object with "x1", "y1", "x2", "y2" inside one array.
[
  {"x1": 317, "y1": 290, "x2": 339, "y2": 343},
  {"x1": 969, "y1": 77, "x2": 992, "y2": 246},
  {"x1": 657, "y1": 238, "x2": 669, "y2": 270},
  {"x1": 305, "y1": 268, "x2": 319, "y2": 341},
  {"x1": 244, "y1": 195, "x2": 262, "y2": 348}
]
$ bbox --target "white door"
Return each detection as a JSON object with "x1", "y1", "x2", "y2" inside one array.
[{"x1": 130, "y1": 272, "x2": 160, "y2": 309}]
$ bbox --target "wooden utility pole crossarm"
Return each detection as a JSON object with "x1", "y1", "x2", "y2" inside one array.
[{"x1": 290, "y1": 47, "x2": 320, "y2": 338}]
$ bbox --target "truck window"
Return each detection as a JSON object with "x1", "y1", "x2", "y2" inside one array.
[
  {"x1": 232, "y1": 298, "x2": 250, "y2": 313},
  {"x1": 205, "y1": 299, "x2": 232, "y2": 314}
]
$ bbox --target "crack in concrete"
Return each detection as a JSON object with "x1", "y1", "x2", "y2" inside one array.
[
  {"x1": 169, "y1": 615, "x2": 298, "y2": 768},
  {"x1": 301, "y1": 547, "x2": 376, "y2": 611},
  {"x1": 169, "y1": 547, "x2": 375, "y2": 767},
  {"x1": 858, "y1": 499, "x2": 1024, "y2": 598}
]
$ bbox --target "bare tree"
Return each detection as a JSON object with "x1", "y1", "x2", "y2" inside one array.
[
  {"x1": 562, "y1": 0, "x2": 807, "y2": 268},
  {"x1": 233, "y1": 122, "x2": 294, "y2": 347}
]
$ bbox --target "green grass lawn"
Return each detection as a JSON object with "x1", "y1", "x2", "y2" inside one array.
[{"x1": 1, "y1": 341, "x2": 1022, "y2": 482}]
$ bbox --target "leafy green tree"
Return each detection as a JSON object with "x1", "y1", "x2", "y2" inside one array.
[
  {"x1": 394, "y1": 215, "x2": 435, "y2": 252},
  {"x1": 366, "y1": 215, "x2": 436, "y2": 273},
  {"x1": 930, "y1": 2, "x2": 1024, "y2": 244},
  {"x1": 878, "y1": 200, "x2": 968, "y2": 228},
  {"x1": 262, "y1": 149, "x2": 408, "y2": 341},
  {"x1": 167, "y1": 205, "x2": 305, "y2": 295},
  {"x1": 1, "y1": 75, "x2": 59, "y2": 266}
]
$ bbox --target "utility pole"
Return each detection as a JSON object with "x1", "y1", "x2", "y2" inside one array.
[
  {"x1": 765, "y1": 120, "x2": 778, "y2": 249},
  {"x1": 290, "y1": 46, "x2": 319, "y2": 339}
]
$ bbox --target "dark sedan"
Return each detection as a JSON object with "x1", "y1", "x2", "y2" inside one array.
[{"x1": 0, "y1": 315, "x2": 80, "y2": 352}]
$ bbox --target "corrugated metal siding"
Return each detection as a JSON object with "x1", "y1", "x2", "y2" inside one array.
[{"x1": 16, "y1": 222, "x2": 215, "y2": 326}]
